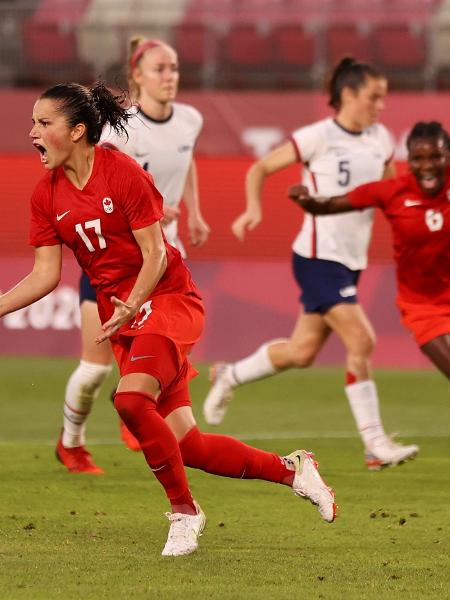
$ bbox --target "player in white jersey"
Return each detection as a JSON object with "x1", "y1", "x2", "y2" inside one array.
[
  {"x1": 56, "y1": 38, "x2": 210, "y2": 473},
  {"x1": 101, "y1": 93, "x2": 205, "y2": 256},
  {"x1": 203, "y1": 57, "x2": 418, "y2": 470}
]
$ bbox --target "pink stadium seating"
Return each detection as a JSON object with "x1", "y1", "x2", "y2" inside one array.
[
  {"x1": 325, "y1": 24, "x2": 373, "y2": 66},
  {"x1": 272, "y1": 24, "x2": 317, "y2": 66},
  {"x1": 220, "y1": 24, "x2": 274, "y2": 86},
  {"x1": 271, "y1": 23, "x2": 318, "y2": 86},
  {"x1": 23, "y1": 0, "x2": 91, "y2": 65},
  {"x1": 173, "y1": 23, "x2": 222, "y2": 86},
  {"x1": 222, "y1": 24, "x2": 273, "y2": 66},
  {"x1": 174, "y1": 23, "x2": 216, "y2": 67},
  {"x1": 373, "y1": 23, "x2": 427, "y2": 69}
]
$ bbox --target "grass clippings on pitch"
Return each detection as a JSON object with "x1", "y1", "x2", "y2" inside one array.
[{"x1": 0, "y1": 357, "x2": 449, "y2": 599}]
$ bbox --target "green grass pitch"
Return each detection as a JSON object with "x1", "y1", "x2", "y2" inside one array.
[{"x1": 0, "y1": 356, "x2": 449, "y2": 599}]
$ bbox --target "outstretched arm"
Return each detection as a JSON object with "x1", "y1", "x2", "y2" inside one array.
[
  {"x1": 232, "y1": 141, "x2": 298, "y2": 241},
  {"x1": 288, "y1": 184, "x2": 355, "y2": 215},
  {"x1": 0, "y1": 245, "x2": 62, "y2": 317}
]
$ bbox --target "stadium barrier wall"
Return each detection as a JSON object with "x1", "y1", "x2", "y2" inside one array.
[
  {"x1": 0, "y1": 154, "x2": 432, "y2": 368},
  {"x1": 1, "y1": 90, "x2": 450, "y2": 156},
  {"x1": 0, "y1": 256, "x2": 431, "y2": 369}
]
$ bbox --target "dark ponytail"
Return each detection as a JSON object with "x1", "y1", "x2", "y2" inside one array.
[
  {"x1": 40, "y1": 81, "x2": 131, "y2": 144},
  {"x1": 406, "y1": 121, "x2": 450, "y2": 150},
  {"x1": 327, "y1": 57, "x2": 384, "y2": 110}
]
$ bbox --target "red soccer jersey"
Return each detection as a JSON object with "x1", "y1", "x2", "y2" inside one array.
[
  {"x1": 348, "y1": 167, "x2": 450, "y2": 307},
  {"x1": 29, "y1": 146, "x2": 199, "y2": 323}
]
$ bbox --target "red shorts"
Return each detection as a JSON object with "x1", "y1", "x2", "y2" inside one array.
[
  {"x1": 398, "y1": 300, "x2": 450, "y2": 346},
  {"x1": 110, "y1": 293, "x2": 204, "y2": 416}
]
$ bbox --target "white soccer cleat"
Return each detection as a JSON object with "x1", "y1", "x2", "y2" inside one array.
[
  {"x1": 365, "y1": 437, "x2": 419, "y2": 471},
  {"x1": 203, "y1": 362, "x2": 234, "y2": 425},
  {"x1": 286, "y1": 449, "x2": 336, "y2": 523},
  {"x1": 161, "y1": 502, "x2": 206, "y2": 557}
]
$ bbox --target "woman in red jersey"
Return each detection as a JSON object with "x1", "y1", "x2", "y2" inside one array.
[
  {"x1": 289, "y1": 121, "x2": 450, "y2": 378},
  {"x1": 59, "y1": 37, "x2": 209, "y2": 472},
  {"x1": 0, "y1": 82, "x2": 336, "y2": 558}
]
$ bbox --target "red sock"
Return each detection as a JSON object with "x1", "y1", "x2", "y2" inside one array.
[
  {"x1": 179, "y1": 426, "x2": 294, "y2": 486},
  {"x1": 114, "y1": 391, "x2": 196, "y2": 513}
]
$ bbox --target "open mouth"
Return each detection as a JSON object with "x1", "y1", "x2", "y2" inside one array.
[
  {"x1": 34, "y1": 143, "x2": 48, "y2": 164},
  {"x1": 419, "y1": 174, "x2": 438, "y2": 191}
]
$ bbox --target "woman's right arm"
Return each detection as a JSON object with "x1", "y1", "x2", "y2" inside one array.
[
  {"x1": 0, "y1": 245, "x2": 62, "y2": 317},
  {"x1": 288, "y1": 184, "x2": 354, "y2": 215},
  {"x1": 231, "y1": 140, "x2": 298, "y2": 241}
]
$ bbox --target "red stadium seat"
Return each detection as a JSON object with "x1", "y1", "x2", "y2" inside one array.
[
  {"x1": 373, "y1": 23, "x2": 427, "y2": 68},
  {"x1": 219, "y1": 24, "x2": 275, "y2": 87},
  {"x1": 325, "y1": 23, "x2": 373, "y2": 66},
  {"x1": 372, "y1": 22, "x2": 429, "y2": 88},
  {"x1": 271, "y1": 23, "x2": 318, "y2": 86},
  {"x1": 22, "y1": 0, "x2": 92, "y2": 82},
  {"x1": 24, "y1": 0, "x2": 91, "y2": 63},
  {"x1": 173, "y1": 22, "x2": 222, "y2": 87}
]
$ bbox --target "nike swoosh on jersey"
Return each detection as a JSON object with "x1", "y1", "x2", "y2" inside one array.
[
  {"x1": 56, "y1": 210, "x2": 71, "y2": 221},
  {"x1": 404, "y1": 199, "x2": 422, "y2": 207},
  {"x1": 130, "y1": 354, "x2": 157, "y2": 361}
]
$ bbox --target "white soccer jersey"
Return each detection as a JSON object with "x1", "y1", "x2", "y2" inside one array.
[
  {"x1": 101, "y1": 102, "x2": 203, "y2": 255},
  {"x1": 291, "y1": 117, "x2": 394, "y2": 270}
]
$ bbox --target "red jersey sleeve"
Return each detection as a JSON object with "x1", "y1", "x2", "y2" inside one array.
[
  {"x1": 347, "y1": 178, "x2": 392, "y2": 210},
  {"x1": 29, "y1": 176, "x2": 61, "y2": 247},
  {"x1": 114, "y1": 154, "x2": 164, "y2": 230}
]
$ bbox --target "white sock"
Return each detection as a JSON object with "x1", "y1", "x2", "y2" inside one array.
[
  {"x1": 345, "y1": 380, "x2": 387, "y2": 449},
  {"x1": 227, "y1": 341, "x2": 282, "y2": 386},
  {"x1": 62, "y1": 360, "x2": 113, "y2": 448}
]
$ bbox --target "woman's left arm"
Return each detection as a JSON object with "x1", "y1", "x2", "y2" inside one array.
[
  {"x1": 182, "y1": 159, "x2": 210, "y2": 247},
  {"x1": 97, "y1": 221, "x2": 167, "y2": 342}
]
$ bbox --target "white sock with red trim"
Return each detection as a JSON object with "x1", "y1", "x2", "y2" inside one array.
[
  {"x1": 345, "y1": 379, "x2": 387, "y2": 449},
  {"x1": 62, "y1": 360, "x2": 113, "y2": 448}
]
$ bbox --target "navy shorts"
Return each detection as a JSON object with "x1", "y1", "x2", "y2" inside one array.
[
  {"x1": 292, "y1": 253, "x2": 361, "y2": 314},
  {"x1": 79, "y1": 271, "x2": 97, "y2": 304}
]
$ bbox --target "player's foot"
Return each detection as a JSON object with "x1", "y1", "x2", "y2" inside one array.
[
  {"x1": 365, "y1": 437, "x2": 419, "y2": 470},
  {"x1": 161, "y1": 502, "x2": 206, "y2": 557},
  {"x1": 286, "y1": 449, "x2": 336, "y2": 523},
  {"x1": 55, "y1": 433, "x2": 104, "y2": 474},
  {"x1": 119, "y1": 419, "x2": 141, "y2": 452},
  {"x1": 203, "y1": 362, "x2": 234, "y2": 425}
]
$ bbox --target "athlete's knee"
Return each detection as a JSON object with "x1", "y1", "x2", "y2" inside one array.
[
  {"x1": 286, "y1": 342, "x2": 319, "y2": 368},
  {"x1": 67, "y1": 360, "x2": 113, "y2": 396},
  {"x1": 347, "y1": 329, "x2": 376, "y2": 358},
  {"x1": 113, "y1": 390, "x2": 156, "y2": 423}
]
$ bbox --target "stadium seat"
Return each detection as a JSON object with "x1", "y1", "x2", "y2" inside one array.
[
  {"x1": 22, "y1": 0, "x2": 92, "y2": 83},
  {"x1": 373, "y1": 23, "x2": 428, "y2": 69},
  {"x1": 271, "y1": 23, "x2": 319, "y2": 87},
  {"x1": 387, "y1": 0, "x2": 442, "y2": 22},
  {"x1": 219, "y1": 23, "x2": 275, "y2": 87},
  {"x1": 325, "y1": 23, "x2": 373, "y2": 67},
  {"x1": 23, "y1": 0, "x2": 91, "y2": 63},
  {"x1": 372, "y1": 22, "x2": 429, "y2": 88},
  {"x1": 173, "y1": 22, "x2": 222, "y2": 87}
]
